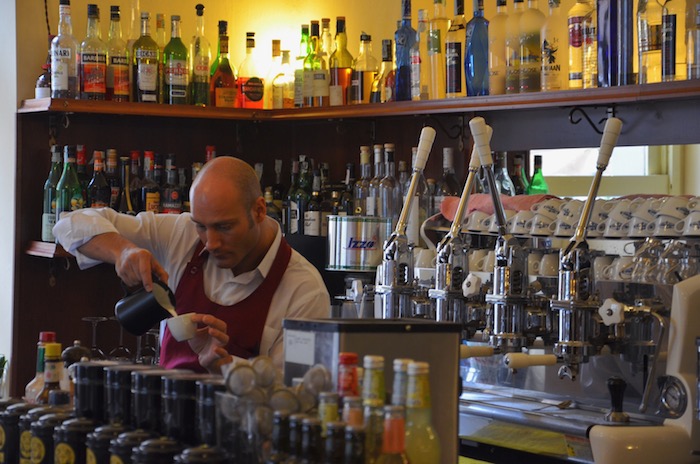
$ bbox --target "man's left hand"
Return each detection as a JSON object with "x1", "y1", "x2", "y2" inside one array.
[{"x1": 188, "y1": 313, "x2": 233, "y2": 374}]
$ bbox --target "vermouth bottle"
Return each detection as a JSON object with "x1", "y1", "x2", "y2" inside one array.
[
  {"x1": 465, "y1": 0, "x2": 490, "y2": 96},
  {"x1": 294, "y1": 24, "x2": 310, "y2": 108},
  {"x1": 210, "y1": 21, "x2": 237, "y2": 108},
  {"x1": 238, "y1": 32, "x2": 265, "y2": 109},
  {"x1": 488, "y1": 0, "x2": 508, "y2": 95},
  {"x1": 506, "y1": 0, "x2": 525, "y2": 93},
  {"x1": 132, "y1": 12, "x2": 160, "y2": 103},
  {"x1": 190, "y1": 4, "x2": 211, "y2": 106},
  {"x1": 51, "y1": 0, "x2": 79, "y2": 99},
  {"x1": 107, "y1": 6, "x2": 130, "y2": 101},
  {"x1": 541, "y1": 0, "x2": 568, "y2": 90},
  {"x1": 370, "y1": 39, "x2": 396, "y2": 103},
  {"x1": 394, "y1": 0, "x2": 417, "y2": 101},
  {"x1": 445, "y1": 0, "x2": 467, "y2": 97},
  {"x1": 56, "y1": 146, "x2": 85, "y2": 220},
  {"x1": 88, "y1": 151, "x2": 111, "y2": 208},
  {"x1": 519, "y1": 0, "x2": 545, "y2": 92},
  {"x1": 80, "y1": 3, "x2": 107, "y2": 100},
  {"x1": 429, "y1": 0, "x2": 450, "y2": 100},
  {"x1": 350, "y1": 33, "x2": 378, "y2": 104},
  {"x1": 353, "y1": 146, "x2": 372, "y2": 215},
  {"x1": 42, "y1": 146, "x2": 63, "y2": 242},
  {"x1": 141, "y1": 151, "x2": 161, "y2": 213},
  {"x1": 163, "y1": 15, "x2": 188, "y2": 105},
  {"x1": 329, "y1": 17, "x2": 354, "y2": 106}
]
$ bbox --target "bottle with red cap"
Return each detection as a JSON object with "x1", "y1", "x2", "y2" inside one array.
[
  {"x1": 337, "y1": 352, "x2": 359, "y2": 401},
  {"x1": 25, "y1": 331, "x2": 57, "y2": 403}
]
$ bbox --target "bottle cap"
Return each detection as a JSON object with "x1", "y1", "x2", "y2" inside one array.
[
  {"x1": 195, "y1": 4, "x2": 204, "y2": 16},
  {"x1": 408, "y1": 361, "x2": 430, "y2": 375},
  {"x1": 39, "y1": 331, "x2": 56, "y2": 343},
  {"x1": 393, "y1": 358, "x2": 413, "y2": 372},
  {"x1": 360, "y1": 32, "x2": 371, "y2": 42},
  {"x1": 339, "y1": 352, "x2": 358, "y2": 365},
  {"x1": 44, "y1": 342, "x2": 62, "y2": 358},
  {"x1": 363, "y1": 355, "x2": 384, "y2": 369},
  {"x1": 218, "y1": 20, "x2": 227, "y2": 35}
]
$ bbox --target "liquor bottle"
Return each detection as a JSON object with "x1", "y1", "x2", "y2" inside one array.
[
  {"x1": 637, "y1": 0, "x2": 662, "y2": 84},
  {"x1": 163, "y1": 15, "x2": 189, "y2": 105},
  {"x1": 445, "y1": 0, "x2": 467, "y2": 98},
  {"x1": 519, "y1": 0, "x2": 545, "y2": 92},
  {"x1": 272, "y1": 50, "x2": 295, "y2": 108},
  {"x1": 75, "y1": 144, "x2": 89, "y2": 204},
  {"x1": 35, "y1": 37, "x2": 53, "y2": 99},
  {"x1": 489, "y1": 0, "x2": 508, "y2": 95},
  {"x1": 404, "y1": 362, "x2": 441, "y2": 464},
  {"x1": 541, "y1": 0, "x2": 568, "y2": 90},
  {"x1": 597, "y1": 0, "x2": 632, "y2": 86},
  {"x1": 238, "y1": 32, "x2": 265, "y2": 109},
  {"x1": 300, "y1": 417, "x2": 323, "y2": 463},
  {"x1": 379, "y1": 143, "x2": 400, "y2": 228},
  {"x1": 304, "y1": 21, "x2": 330, "y2": 107},
  {"x1": 527, "y1": 154, "x2": 549, "y2": 194},
  {"x1": 129, "y1": 150, "x2": 143, "y2": 211},
  {"x1": 318, "y1": 391, "x2": 340, "y2": 438},
  {"x1": 294, "y1": 24, "x2": 311, "y2": 108},
  {"x1": 80, "y1": 4, "x2": 107, "y2": 100},
  {"x1": 294, "y1": 159, "x2": 312, "y2": 235},
  {"x1": 254, "y1": 162, "x2": 264, "y2": 184},
  {"x1": 465, "y1": 0, "x2": 490, "y2": 96},
  {"x1": 494, "y1": 152, "x2": 516, "y2": 195},
  {"x1": 265, "y1": 39, "x2": 283, "y2": 109},
  {"x1": 107, "y1": 6, "x2": 130, "y2": 101},
  {"x1": 367, "y1": 144, "x2": 385, "y2": 217},
  {"x1": 35, "y1": 342, "x2": 63, "y2": 405},
  {"x1": 329, "y1": 17, "x2": 354, "y2": 106},
  {"x1": 271, "y1": 160, "x2": 286, "y2": 211},
  {"x1": 416, "y1": 9, "x2": 431, "y2": 100},
  {"x1": 56, "y1": 146, "x2": 85, "y2": 220},
  {"x1": 350, "y1": 33, "x2": 378, "y2": 104},
  {"x1": 42, "y1": 146, "x2": 63, "y2": 242},
  {"x1": 353, "y1": 146, "x2": 372, "y2": 215},
  {"x1": 398, "y1": 160, "x2": 410, "y2": 200},
  {"x1": 304, "y1": 171, "x2": 322, "y2": 236},
  {"x1": 511, "y1": 153, "x2": 528, "y2": 194},
  {"x1": 569, "y1": 0, "x2": 593, "y2": 88},
  {"x1": 160, "y1": 164, "x2": 182, "y2": 214},
  {"x1": 105, "y1": 148, "x2": 120, "y2": 209},
  {"x1": 376, "y1": 405, "x2": 410, "y2": 463},
  {"x1": 132, "y1": 11, "x2": 160, "y2": 103},
  {"x1": 370, "y1": 39, "x2": 397, "y2": 103},
  {"x1": 391, "y1": 359, "x2": 412, "y2": 406},
  {"x1": 118, "y1": 156, "x2": 136, "y2": 214},
  {"x1": 429, "y1": 0, "x2": 450, "y2": 100},
  {"x1": 283, "y1": 160, "x2": 298, "y2": 235},
  {"x1": 689, "y1": 4, "x2": 700, "y2": 79},
  {"x1": 210, "y1": 21, "x2": 237, "y2": 108},
  {"x1": 339, "y1": 163, "x2": 355, "y2": 216},
  {"x1": 434, "y1": 147, "x2": 461, "y2": 213},
  {"x1": 153, "y1": 152, "x2": 164, "y2": 185},
  {"x1": 395, "y1": 0, "x2": 417, "y2": 102},
  {"x1": 126, "y1": 0, "x2": 140, "y2": 52},
  {"x1": 583, "y1": 2, "x2": 598, "y2": 88},
  {"x1": 88, "y1": 151, "x2": 111, "y2": 207},
  {"x1": 405, "y1": 147, "x2": 430, "y2": 247},
  {"x1": 25, "y1": 332, "x2": 57, "y2": 403},
  {"x1": 265, "y1": 187, "x2": 283, "y2": 226},
  {"x1": 426, "y1": 178, "x2": 437, "y2": 216},
  {"x1": 141, "y1": 151, "x2": 161, "y2": 213},
  {"x1": 179, "y1": 168, "x2": 190, "y2": 212},
  {"x1": 190, "y1": 4, "x2": 212, "y2": 106},
  {"x1": 51, "y1": 0, "x2": 79, "y2": 99},
  {"x1": 505, "y1": 0, "x2": 525, "y2": 93},
  {"x1": 321, "y1": 18, "x2": 334, "y2": 60},
  {"x1": 155, "y1": 14, "x2": 166, "y2": 52}
]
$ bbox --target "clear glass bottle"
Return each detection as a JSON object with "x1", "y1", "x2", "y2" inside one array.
[
  {"x1": 304, "y1": 21, "x2": 330, "y2": 107},
  {"x1": 294, "y1": 24, "x2": 311, "y2": 108},
  {"x1": 353, "y1": 146, "x2": 372, "y2": 215},
  {"x1": 339, "y1": 164, "x2": 355, "y2": 216},
  {"x1": 25, "y1": 332, "x2": 56, "y2": 403},
  {"x1": 434, "y1": 147, "x2": 461, "y2": 212},
  {"x1": 511, "y1": 153, "x2": 528, "y2": 194},
  {"x1": 210, "y1": 21, "x2": 237, "y2": 108},
  {"x1": 163, "y1": 15, "x2": 189, "y2": 105},
  {"x1": 321, "y1": 18, "x2": 334, "y2": 61},
  {"x1": 265, "y1": 39, "x2": 282, "y2": 109},
  {"x1": 88, "y1": 151, "x2": 111, "y2": 207},
  {"x1": 397, "y1": 160, "x2": 410, "y2": 200},
  {"x1": 376, "y1": 405, "x2": 410, "y2": 464},
  {"x1": 395, "y1": 0, "x2": 418, "y2": 101},
  {"x1": 329, "y1": 17, "x2": 354, "y2": 106},
  {"x1": 56, "y1": 145, "x2": 85, "y2": 220},
  {"x1": 391, "y1": 358, "x2": 413, "y2": 407},
  {"x1": 379, "y1": 143, "x2": 400, "y2": 227},
  {"x1": 416, "y1": 9, "x2": 430, "y2": 100},
  {"x1": 132, "y1": 11, "x2": 160, "y2": 103},
  {"x1": 42, "y1": 146, "x2": 63, "y2": 242},
  {"x1": 155, "y1": 13, "x2": 166, "y2": 103},
  {"x1": 265, "y1": 186, "x2": 283, "y2": 226},
  {"x1": 367, "y1": 145, "x2": 385, "y2": 217},
  {"x1": 51, "y1": 0, "x2": 79, "y2": 99},
  {"x1": 272, "y1": 50, "x2": 295, "y2": 109},
  {"x1": 238, "y1": 32, "x2": 265, "y2": 109},
  {"x1": 494, "y1": 152, "x2": 516, "y2": 195},
  {"x1": 304, "y1": 171, "x2": 322, "y2": 236},
  {"x1": 141, "y1": 151, "x2": 160, "y2": 213},
  {"x1": 107, "y1": 6, "x2": 130, "y2": 101},
  {"x1": 527, "y1": 154, "x2": 550, "y2": 194},
  {"x1": 689, "y1": 3, "x2": 700, "y2": 79},
  {"x1": 519, "y1": 0, "x2": 546, "y2": 92},
  {"x1": 466, "y1": 0, "x2": 490, "y2": 96},
  {"x1": 404, "y1": 362, "x2": 441, "y2": 464},
  {"x1": 445, "y1": 0, "x2": 467, "y2": 97},
  {"x1": 190, "y1": 4, "x2": 211, "y2": 106},
  {"x1": 371, "y1": 39, "x2": 397, "y2": 103},
  {"x1": 429, "y1": 0, "x2": 450, "y2": 100},
  {"x1": 506, "y1": 0, "x2": 525, "y2": 93},
  {"x1": 80, "y1": 4, "x2": 107, "y2": 100},
  {"x1": 350, "y1": 33, "x2": 379, "y2": 104},
  {"x1": 637, "y1": 0, "x2": 663, "y2": 84},
  {"x1": 541, "y1": 0, "x2": 568, "y2": 90},
  {"x1": 489, "y1": 0, "x2": 509, "y2": 95}
]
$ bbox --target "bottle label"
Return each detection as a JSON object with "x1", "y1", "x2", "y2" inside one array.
[
  {"x1": 42, "y1": 213, "x2": 56, "y2": 242},
  {"x1": 520, "y1": 32, "x2": 541, "y2": 92},
  {"x1": 445, "y1": 42, "x2": 463, "y2": 93},
  {"x1": 569, "y1": 16, "x2": 584, "y2": 48},
  {"x1": 312, "y1": 69, "x2": 330, "y2": 97},
  {"x1": 44, "y1": 360, "x2": 60, "y2": 383},
  {"x1": 108, "y1": 55, "x2": 130, "y2": 96},
  {"x1": 80, "y1": 53, "x2": 107, "y2": 93},
  {"x1": 110, "y1": 186, "x2": 120, "y2": 208},
  {"x1": 542, "y1": 36, "x2": 563, "y2": 90},
  {"x1": 349, "y1": 70, "x2": 373, "y2": 103},
  {"x1": 410, "y1": 49, "x2": 421, "y2": 99},
  {"x1": 143, "y1": 192, "x2": 160, "y2": 212},
  {"x1": 240, "y1": 77, "x2": 264, "y2": 102},
  {"x1": 51, "y1": 48, "x2": 71, "y2": 91},
  {"x1": 54, "y1": 443, "x2": 75, "y2": 464},
  {"x1": 294, "y1": 68, "x2": 304, "y2": 106},
  {"x1": 137, "y1": 62, "x2": 158, "y2": 92},
  {"x1": 302, "y1": 69, "x2": 315, "y2": 98},
  {"x1": 406, "y1": 374, "x2": 432, "y2": 408},
  {"x1": 193, "y1": 56, "x2": 210, "y2": 79},
  {"x1": 30, "y1": 436, "x2": 46, "y2": 463},
  {"x1": 20, "y1": 430, "x2": 32, "y2": 462},
  {"x1": 304, "y1": 210, "x2": 321, "y2": 236},
  {"x1": 329, "y1": 85, "x2": 343, "y2": 106},
  {"x1": 165, "y1": 59, "x2": 188, "y2": 86},
  {"x1": 215, "y1": 87, "x2": 237, "y2": 107},
  {"x1": 87, "y1": 449, "x2": 97, "y2": 464},
  {"x1": 289, "y1": 201, "x2": 299, "y2": 234}
]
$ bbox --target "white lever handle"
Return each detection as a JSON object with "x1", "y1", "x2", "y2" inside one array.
[
  {"x1": 504, "y1": 353, "x2": 557, "y2": 369},
  {"x1": 414, "y1": 126, "x2": 437, "y2": 170},
  {"x1": 460, "y1": 345, "x2": 495, "y2": 359},
  {"x1": 598, "y1": 297, "x2": 625, "y2": 326},
  {"x1": 469, "y1": 117, "x2": 494, "y2": 167},
  {"x1": 468, "y1": 125, "x2": 492, "y2": 169},
  {"x1": 597, "y1": 117, "x2": 623, "y2": 167}
]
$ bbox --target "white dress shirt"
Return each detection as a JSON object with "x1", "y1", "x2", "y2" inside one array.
[{"x1": 53, "y1": 208, "x2": 331, "y2": 369}]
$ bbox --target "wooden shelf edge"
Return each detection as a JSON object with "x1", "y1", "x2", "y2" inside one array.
[
  {"x1": 25, "y1": 240, "x2": 73, "y2": 259},
  {"x1": 17, "y1": 80, "x2": 700, "y2": 121}
]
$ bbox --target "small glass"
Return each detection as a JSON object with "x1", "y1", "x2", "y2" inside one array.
[
  {"x1": 82, "y1": 316, "x2": 108, "y2": 360},
  {"x1": 109, "y1": 317, "x2": 133, "y2": 361}
]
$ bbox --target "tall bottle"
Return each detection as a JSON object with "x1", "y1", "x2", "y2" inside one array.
[
  {"x1": 506, "y1": 0, "x2": 525, "y2": 93},
  {"x1": 488, "y1": 0, "x2": 509, "y2": 95},
  {"x1": 294, "y1": 24, "x2": 310, "y2": 108},
  {"x1": 304, "y1": 21, "x2": 330, "y2": 107},
  {"x1": 434, "y1": 148, "x2": 461, "y2": 212},
  {"x1": 583, "y1": 2, "x2": 598, "y2": 88},
  {"x1": 526, "y1": 154, "x2": 549, "y2": 194},
  {"x1": 76, "y1": 145, "x2": 89, "y2": 203},
  {"x1": 284, "y1": 160, "x2": 300, "y2": 234},
  {"x1": 107, "y1": 6, "x2": 130, "y2": 101},
  {"x1": 129, "y1": 150, "x2": 143, "y2": 212},
  {"x1": 80, "y1": 4, "x2": 107, "y2": 100},
  {"x1": 264, "y1": 39, "x2": 283, "y2": 109},
  {"x1": 141, "y1": 151, "x2": 161, "y2": 213},
  {"x1": 541, "y1": 0, "x2": 568, "y2": 90},
  {"x1": 42, "y1": 146, "x2": 63, "y2": 242},
  {"x1": 367, "y1": 145, "x2": 385, "y2": 217},
  {"x1": 88, "y1": 151, "x2": 111, "y2": 207},
  {"x1": 25, "y1": 332, "x2": 56, "y2": 404},
  {"x1": 446, "y1": 0, "x2": 467, "y2": 97},
  {"x1": 190, "y1": 4, "x2": 211, "y2": 106},
  {"x1": 494, "y1": 152, "x2": 516, "y2": 195},
  {"x1": 376, "y1": 405, "x2": 410, "y2": 464},
  {"x1": 51, "y1": 0, "x2": 79, "y2": 99},
  {"x1": 161, "y1": 163, "x2": 183, "y2": 214},
  {"x1": 404, "y1": 362, "x2": 441, "y2": 464},
  {"x1": 105, "y1": 149, "x2": 120, "y2": 209},
  {"x1": 568, "y1": 0, "x2": 593, "y2": 88},
  {"x1": 416, "y1": 9, "x2": 431, "y2": 100},
  {"x1": 238, "y1": 32, "x2": 265, "y2": 109},
  {"x1": 429, "y1": 0, "x2": 450, "y2": 100},
  {"x1": 293, "y1": 159, "x2": 312, "y2": 235},
  {"x1": 637, "y1": 0, "x2": 663, "y2": 84},
  {"x1": 132, "y1": 12, "x2": 160, "y2": 103},
  {"x1": 210, "y1": 21, "x2": 237, "y2": 107},
  {"x1": 273, "y1": 51, "x2": 295, "y2": 108},
  {"x1": 321, "y1": 18, "x2": 334, "y2": 60},
  {"x1": 511, "y1": 153, "x2": 528, "y2": 194},
  {"x1": 350, "y1": 33, "x2": 379, "y2": 104},
  {"x1": 465, "y1": 0, "x2": 490, "y2": 96},
  {"x1": 689, "y1": 3, "x2": 700, "y2": 79},
  {"x1": 163, "y1": 15, "x2": 188, "y2": 105},
  {"x1": 353, "y1": 146, "x2": 372, "y2": 215},
  {"x1": 329, "y1": 17, "x2": 354, "y2": 106},
  {"x1": 379, "y1": 144, "x2": 400, "y2": 226},
  {"x1": 35, "y1": 343, "x2": 63, "y2": 405},
  {"x1": 56, "y1": 146, "x2": 85, "y2": 220},
  {"x1": 118, "y1": 156, "x2": 136, "y2": 214},
  {"x1": 304, "y1": 171, "x2": 322, "y2": 237},
  {"x1": 519, "y1": 0, "x2": 545, "y2": 92},
  {"x1": 395, "y1": 0, "x2": 418, "y2": 101},
  {"x1": 371, "y1": 39, "x2": 397, "y2": 103}
]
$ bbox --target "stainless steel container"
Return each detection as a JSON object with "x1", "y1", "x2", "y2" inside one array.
[{"x1": 327, "y1": 216, "x2": 392, "y2": 272}]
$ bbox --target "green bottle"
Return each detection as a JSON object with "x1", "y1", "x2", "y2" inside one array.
[
  {"x1": 163, "y1": 15, "x2": 188, "y2": 104},
  {"x1": 42, "y1": 145, "x2": 63, "y2": 242},
  {"x1": 132, "y1": 11, "x2": 160, "y2": 103},
  {"x1": 527, "y1": 154, "x2": 550, "y2": 194},
  {"x1": 56, "y1": 145, "x2": 85, "y2": 221},
  {"x1": 189, "y1": 4, "x2": 211, "y2": 106}
]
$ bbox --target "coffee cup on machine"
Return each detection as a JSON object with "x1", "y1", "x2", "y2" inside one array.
[{"x1": 114, "y1": 278, "x2": 177, "y2": 336}]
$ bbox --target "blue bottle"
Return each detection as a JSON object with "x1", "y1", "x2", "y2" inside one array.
[
  {"x1": 465, "y1": 0, "x2": 490, "y2": 95},
  {"x1": 395, "y1": 0, "x2": 417, "y2": 101}
]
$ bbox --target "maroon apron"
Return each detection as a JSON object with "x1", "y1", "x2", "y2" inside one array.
[{"x1": 160, "y1": 238, "x2": 292, "y2": 372}]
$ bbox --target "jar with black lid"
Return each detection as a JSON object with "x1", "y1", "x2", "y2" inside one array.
[
  {"x1": 267, "y1": 410, "x2": 290, "y2": 463},
  {"x1": 0, "y1": 402, "x2": 33, "y2": 464},
  {"x1": 161, "y1": 373, "x2": 215, "y2": 444},
  {"x1": 130, "y1": 369, "x2": 191, "y2": 433},
  {"x1": 108, "y1": 429, "x2": 157, "y2": 464},
  {"x1": 104, "y1": 364, "x2": 158, "y2": 426},
  {"x1": 30, "y1": 412, "x2": 72, "y2": 464},
  {"x1": 131, "y1": 437, "x2": 183, "y2": 464},
  {"x1": 173, "y1": 444, "x2": 227, "y2": 463},
  {"x1": 73, "y1": 360, "x2": 120, "y2": 422},
  {"x1": 0, "y1": 398, "x2": 21, "y2": 412},
  {"x1": 53, "y1": 417, "x2": 96, "y2": 464},
  {"x1": 194, "y1": 377, "x2": 224, "y2": 446},
  {"x1": 19, "y1": 405, "x2": 60, "y2": 463},
  {"x1": 86, "y1": 423, "x2": 128, "y2": 464}
]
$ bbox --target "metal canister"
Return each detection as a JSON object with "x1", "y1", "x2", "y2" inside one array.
[
  {"x1": 130, "y1": 369, "x2": 191, "y2": 433},
  {"x1": 73, "y1": 361, "x2": 119, "y2": 422},
  {"x1": 173, "y1": 445, "x2": 227, "y2": 463},
  {"x1": 327, "y1": 216, "x2": 392, "y2": 271},
  {"x1": 104, "y1": 364, "x2": 157, "y2": 426},
  {"x1": 85, "y1": 423, "x2": 127, "y2": 464},
  {"x1": 52, "y1": 417, "x2": 96, "y2": 464},
  {"x1": 161, "y1": 374, "x2": 214, "y2": 444},
  {"x1": 131, "y1": 437, "x2": 182, "y2": 464},
  {"x1": 194, "y1": 377, "x2": 225, "y2": 446},
  {"x1": 108, "y1": 430, "x2": 156, "y2": 464},
  {"x1": 18, "y1": 406, "x2": 59, "y2": 464},
  {"x1": 29, "y1": 412, "x2": 72, "y2": 464},
  {"x1": 0, "y1": 402, "x2": 33, "y2": 464}
]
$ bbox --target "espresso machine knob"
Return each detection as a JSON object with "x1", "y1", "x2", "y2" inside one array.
[{"x1": 604, "y1": 377, "x2": 630, "y2": 423}]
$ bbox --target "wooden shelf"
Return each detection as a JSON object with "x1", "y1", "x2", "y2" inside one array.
[{"x1": 25, "y1": 240, "x2": 72, "y2": 259}]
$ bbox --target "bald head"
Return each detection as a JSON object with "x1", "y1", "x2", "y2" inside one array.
[{"x1": 191, "y1": 157, "x2": 263, "y2": 211}]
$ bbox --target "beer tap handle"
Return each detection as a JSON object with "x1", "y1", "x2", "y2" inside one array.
[
  {"x1": 605, "y1": 377, "x2": 630, "y2": 422},
  {"x1": 597, "y1": 117, "x2": 623, "y2": 168}
]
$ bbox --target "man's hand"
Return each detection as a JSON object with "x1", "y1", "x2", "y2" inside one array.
[
  {"x1": 116, "y1": 247, "x2": 169, "y2": 291},
  {"x1": 188, "y1": 313, "x2": 233, "y2": 374}
]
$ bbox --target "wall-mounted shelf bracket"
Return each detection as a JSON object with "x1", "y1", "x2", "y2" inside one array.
[{"x1": 568, "y1": 105, "x2": 617, "y2": 135}]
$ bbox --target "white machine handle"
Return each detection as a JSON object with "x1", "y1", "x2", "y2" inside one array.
[
  {"x1": 504, "y1": 353, "x2": 557, "y2": 369},
  {"x1": 460, "y1": 345, "x2": 495, "y2": 359},
  {"x1": 597, "y1": 117, "x2": 623, "y2": 167}
]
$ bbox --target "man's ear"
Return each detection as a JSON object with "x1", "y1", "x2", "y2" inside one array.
[{"x1": 254, "y1": 196, "x2": 267, "y2": 222}]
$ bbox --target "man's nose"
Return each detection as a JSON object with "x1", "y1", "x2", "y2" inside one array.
[{"x1": 205, "y1": 229, "x2": 221, "y2": 251}]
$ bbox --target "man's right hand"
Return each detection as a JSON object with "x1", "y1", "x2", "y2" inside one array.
[{"x1": 116, "y1": 246, "x2": 169, "y2": 291}]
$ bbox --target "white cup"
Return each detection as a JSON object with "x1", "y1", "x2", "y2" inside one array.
[
  {"x1": 531, "y1": 198, "x2": 564, "y2": 220},
  {"x1": 528, "y1": 252, "x2": 543, "y2": 275},
  {"x1": 480, "y1": 250, "x2": 496, "y2": 272},
  {"x1": 675, "y1": 211, "x2": 700, "y2": 236},
  {"x1": 602, "y1": 256, "x2": 634, "y2": 281},
  {"x1": 632, "y1": 197, "x2": 664, "y2": 222},
  {"x1": 553, "y1": 217, "x2": 578, "y2": 237},
  {"x1": 593, "y1": 256, "x2": 614, "y2": 281},
  {"x1": 647, "y1": 214, "x2": 682, "y2": 237},
  {"x1": 628, "y1": 216, "x2": 652, "y2": 238},
  {"x1": 656, "y1": 196, "x2": 690, "y2": 219},
  {"x1": 688, "y1": 196, "x2": 700, "y2": 212},
  {"x1": 599, "y1": 217, "x2": 630, "y2": 238},
  {"x1": 468, "y1": 249, "x2": 488, "y2": 271},
  {"x1": 464, "y1": 211, "x2": 491, "y2": 232},
  {"x1": 559, "y1": 199, "x2": 584, "y2": 219},
  {"x1": 527, "y1": 214, "x2": 555, "y2": 236},
  {"x1": 607, "y1": 198, "x2": 640, "y2": 223},
  {"x1": 539, "y1": 253, "x2": 559, "y2": 277},
  {"x1": 166, "y1": 312, "x2": 197, "y2": 342},
  {"x1": 510, "y1": 211, "x2": 535, "y2": 235},
  {"x1": 487, "y1": 210, "x2": 516, "y2": 234}
]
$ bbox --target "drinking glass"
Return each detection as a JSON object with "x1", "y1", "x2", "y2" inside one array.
[
  {"x1": 135, "y1": 329, "x2": 159, "y2": 365},
  {"x1": 109, "y1": 317, "x2": 133, "y2": 361},
  {"x1": 82, "y1": 316, "x2": 108, "y2": 360}
]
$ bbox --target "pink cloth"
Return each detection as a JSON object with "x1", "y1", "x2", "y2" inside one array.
[{"x1": 439, "y1": 194, "x2": 558, "y2": 221}]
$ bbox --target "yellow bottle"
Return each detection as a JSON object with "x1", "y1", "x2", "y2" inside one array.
[{"x1": 404, "y1": 361, "x2": 441, "y2": 463}]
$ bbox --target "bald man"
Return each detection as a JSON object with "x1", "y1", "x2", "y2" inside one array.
[{"x1": 54, "y1": 157, "x2": 330, "y2": 373}]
